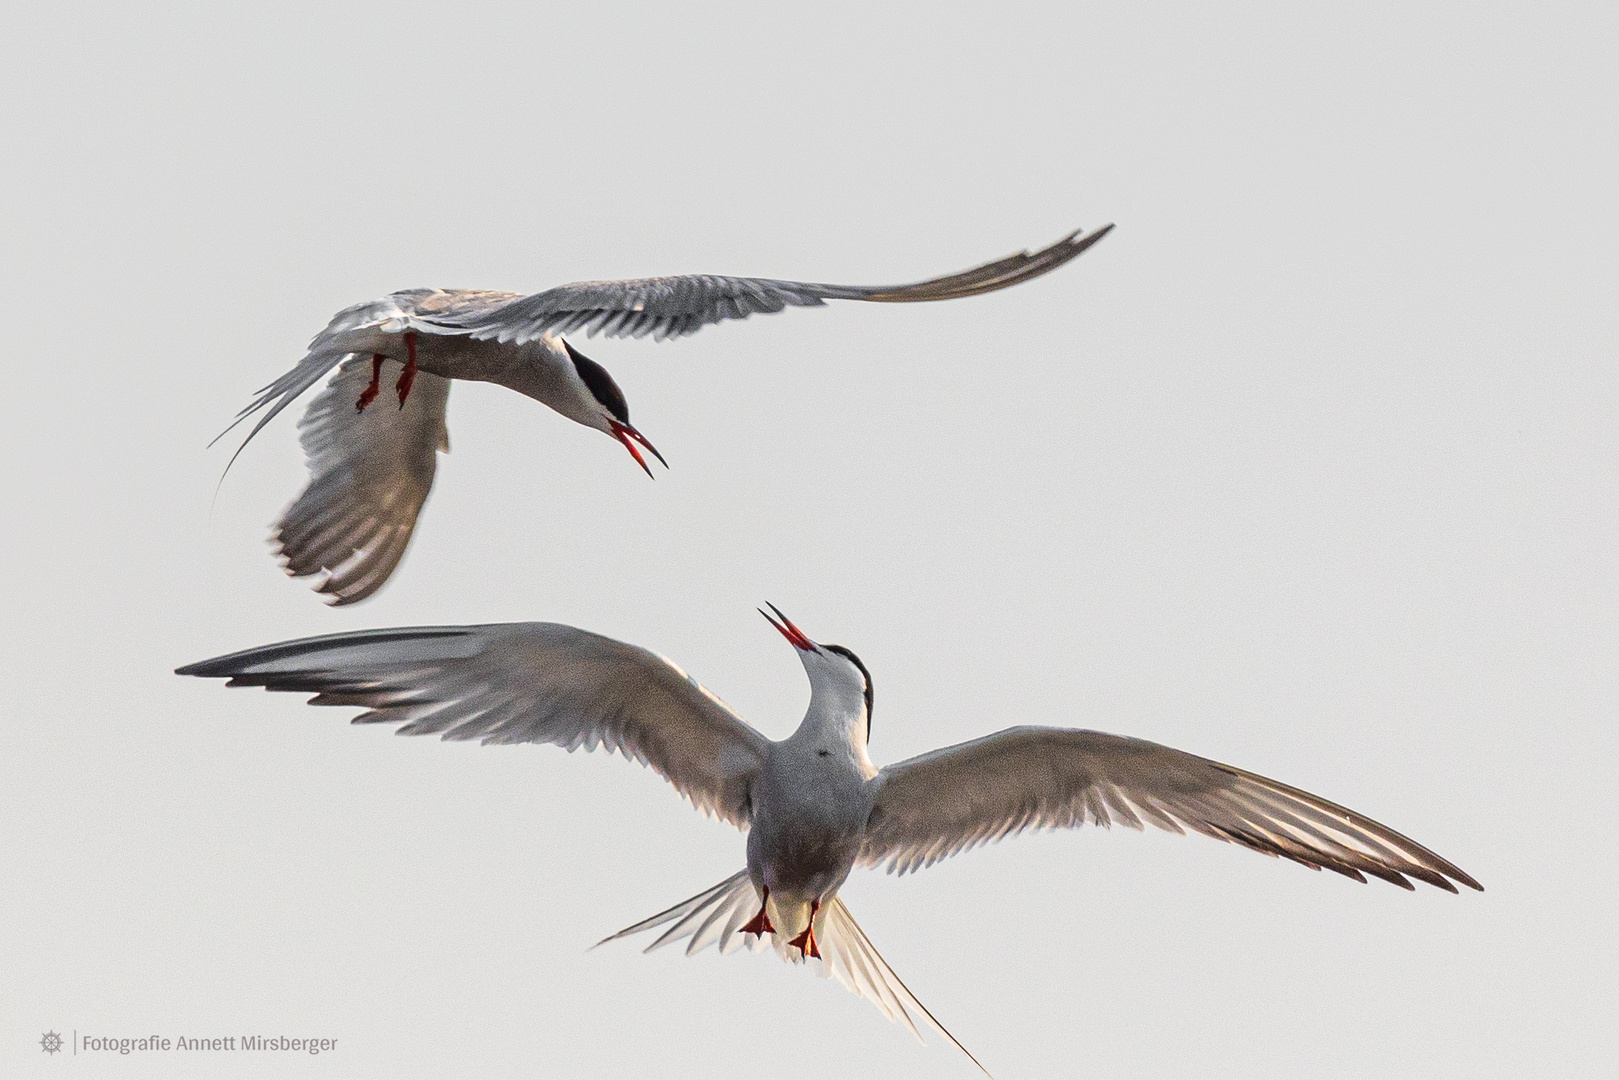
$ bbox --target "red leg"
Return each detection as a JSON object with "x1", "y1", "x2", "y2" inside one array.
[
  {"x1": 740, "y1": 886, "x2": 774, "y2": 937},
  {"x1": 355, "y1": 354, "x2": 384, "y2": 412},
  {"x1": 395, "y1": 331, "x2": 418, "y2": 408},
  {"x1": 788, "y1": 900, "x2": 820, "y2": 959}
]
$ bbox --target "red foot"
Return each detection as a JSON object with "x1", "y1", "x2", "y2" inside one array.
[
  {"x1": 788, "y1": 925, "x2": 820, "y2": 959},
  {"x1": 396, "y1": 331, "x2": 418, "y2": 408},
  {"x1": 788, "y1": 900, "x2": 821, "y2": 959},
  {"x1": 356, "y1": 354, "x2": 384, "y2": 412},
  {"x1": 740, "y1": 886, "x2": 774, "y2": 936}
]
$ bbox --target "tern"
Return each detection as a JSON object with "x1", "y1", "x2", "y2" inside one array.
[
  {"x1": 214, "y1": 226, "x2": 1112, "y2": 605},
  {"x1": 177, "y1": 606, "x2": 1479, "y2": 1074}
]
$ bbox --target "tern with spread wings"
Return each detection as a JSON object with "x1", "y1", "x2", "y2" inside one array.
[
  {"x1": 214, "y1": 226, "x2": 1112, "y2": 605},
  {"x1": 178, "y1": 605, "x2": 1479, "y2": 1074}
]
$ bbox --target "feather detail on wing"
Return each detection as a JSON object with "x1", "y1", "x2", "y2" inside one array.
[
  {"x1": 270, "y1": 356, "x2": 450, "y2": 605},
  {"x1": 176, "y1": 624, "x2": 769, "y2": 828},
  {"x1": 859, "y1": 727, "x2": 1481, "y2": 893},
  {"x1": 444, "y1": 226, "x2": 1114, "y2": 346},
  {"x1": 596, "y1": 873, "x2": 991, "y2": 1076},
  {"x1": 210, "y1": 289, "x2": 515, "y2": 477}
]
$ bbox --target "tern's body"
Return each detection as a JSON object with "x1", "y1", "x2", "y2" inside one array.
[
  {"x1": 178, "y1": 607, "x2": 1479, "y2": 1074},
  {"x1": 747, "y1": 662, "x2": 880, "y2": 943},
  {"x1": 385, "y1": 317, "x2": 572, "y2": 406},
  {"x1": 294, "y1": 292, "x2": 616, "y2": 427},
  {"x1": 216, "y1": 226, "x2": 1113, "y2": 605}
]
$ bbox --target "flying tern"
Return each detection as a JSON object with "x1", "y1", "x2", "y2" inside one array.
[
  {"x1": 213, "y1": 226, "x2": 1112, "y2": 605},
  {"x1": 177, "y1": 605, "x2": 1478, "y2": 1073}
]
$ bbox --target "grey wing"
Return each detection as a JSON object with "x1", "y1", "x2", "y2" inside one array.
[
  {"x1": 860, "y1": 727, "x2": 1481, "y2": 893},
  {"x1": 211, "y1": 288, "x2": 517, "y2": 475},
  {"x1": 447, "y1": 225, "x2": 1115, "y2": 345},
  {"x1": 176, "y1": 623, "x2": 771, "y2": 828},
  {"x1": 272, "y1": 355, "x2": 451, "y2": 605}
]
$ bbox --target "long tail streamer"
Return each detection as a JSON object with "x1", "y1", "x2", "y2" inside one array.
[{"x1": 596, "y1": 871, "x2": 991, "y2": 1077}]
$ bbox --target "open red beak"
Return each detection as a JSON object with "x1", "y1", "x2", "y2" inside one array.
[
  {"x1": 759, "y1": 603, "x2": 816, "y2": 652},
  {"x1": 609, "y1": 419, "x2": 668, "y2": 478}
]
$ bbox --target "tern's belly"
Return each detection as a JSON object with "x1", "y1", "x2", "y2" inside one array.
[
  {"x1": 408, "y1": 336, "x2": 527, "y2": 383},
  {"x1": 748, "y1": 770, "x2": 869, "y2": 900},
  {"x1": 756, "y1": 824, "x2": 859, "y2": 893}
]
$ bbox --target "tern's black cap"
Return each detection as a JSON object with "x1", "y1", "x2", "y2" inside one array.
[
  {"x1": 824, "y1": 643, "x2": 873, "y2": 739},
  {"x1": 563, "y1": 339, "x2": 629, "y2": 425}
]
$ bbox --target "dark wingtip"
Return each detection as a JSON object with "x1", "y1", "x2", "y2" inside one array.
[{"x1": 1067, "y1": 222, "x2": 1115, "y2": 254}]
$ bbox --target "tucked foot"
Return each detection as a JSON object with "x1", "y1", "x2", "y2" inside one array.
[
  {"x1": 788, "y1": 925, "x2": 820, "y2": 959},
  {"x1": 788, "y1": 900, "x2": 821, "y2": 959},
  {"x1": 356, "y1": 354, "x2": 384, "y2": 412},
  {"x1": 395, "y1": 331, "x2": 418, "y2": 408},
  {"x1": 740, "y1": 887, "x2": 774, "y2": 937}
]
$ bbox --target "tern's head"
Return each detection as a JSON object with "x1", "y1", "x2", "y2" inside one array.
[
  {"x1": 555, "y1": 338, "x2": 666, "y2": 478},
  {"x1": 760, "y1": 603, "x2": 873, "y2": 741}
]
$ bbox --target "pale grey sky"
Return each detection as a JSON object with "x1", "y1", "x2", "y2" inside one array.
[{"x1": 2, "y1": 2, "x2": 1615, "y2": 1078}]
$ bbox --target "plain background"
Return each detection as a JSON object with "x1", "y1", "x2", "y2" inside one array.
[{"x1": 2, "y1": 3, "x2": 1615, "y2": 1077}]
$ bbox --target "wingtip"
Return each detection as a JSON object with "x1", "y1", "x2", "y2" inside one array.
[
  {"x1": 1060, "y1": 222, "x2": 1115, "y2": 247},
  {"x1": 1069, "y1": 222, "x2": 1115, "y2": 252}
]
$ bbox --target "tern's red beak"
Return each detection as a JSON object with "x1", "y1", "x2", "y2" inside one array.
[
  {"x1": 759, "y1": 603, "x2": 816, "y2": 652},
  {"x1": 608, "y1": 419, "x2": 668, "y2": 478}
]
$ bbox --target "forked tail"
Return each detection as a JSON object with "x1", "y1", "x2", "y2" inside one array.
[{"x1": 595, "y1": 871, "x2": 991, "y2": 1077}]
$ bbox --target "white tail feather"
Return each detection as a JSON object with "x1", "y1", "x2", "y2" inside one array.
[{"x1": 595, "y1": 872, "x2": 991, "y2": 1078}]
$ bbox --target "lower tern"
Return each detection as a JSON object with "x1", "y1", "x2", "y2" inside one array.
[
  {"x1": 177, "y1": 605, "x2": 1479, "y2": 1074},
  {"x1": 215, "y1": 226, "x2": 1112, "y2": 605}
]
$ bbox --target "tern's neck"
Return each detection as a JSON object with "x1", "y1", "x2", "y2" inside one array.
[
  {"x1": 492, "y1": 338, "x2": 597, "y2": 426},
  {"x1": 787, "y1": 684, "x2": 874, "y2": 774}
]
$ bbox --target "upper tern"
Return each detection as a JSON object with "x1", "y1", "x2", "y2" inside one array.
[
  {"x1": 214, "y1": 226, "x2": 1113, "y2": 605},
  {"x1": 177, "y1": 605, "x2": 1478, "y2": 1074}
]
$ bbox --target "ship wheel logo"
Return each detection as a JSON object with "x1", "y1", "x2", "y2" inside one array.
[{"x1": 40, "y1": 1031, "x2": 65, "y2": 1055}]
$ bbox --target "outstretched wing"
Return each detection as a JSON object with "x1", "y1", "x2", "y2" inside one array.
[
  {"x1": 210, "y1": 288, "x2": 516, "y2": 475},
  {"x1": 446, "y1": 225, "x2": 1114, "y2": 345},
  {"x1": 860, "y1": 727, "x2": 1481, "y2": 893},
  {"x1": 271, "y1": 356, "x2": 451, "y2": 605},
  {"x1": 177, "y1": 623, "x2": 771, "y2": 828}
]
